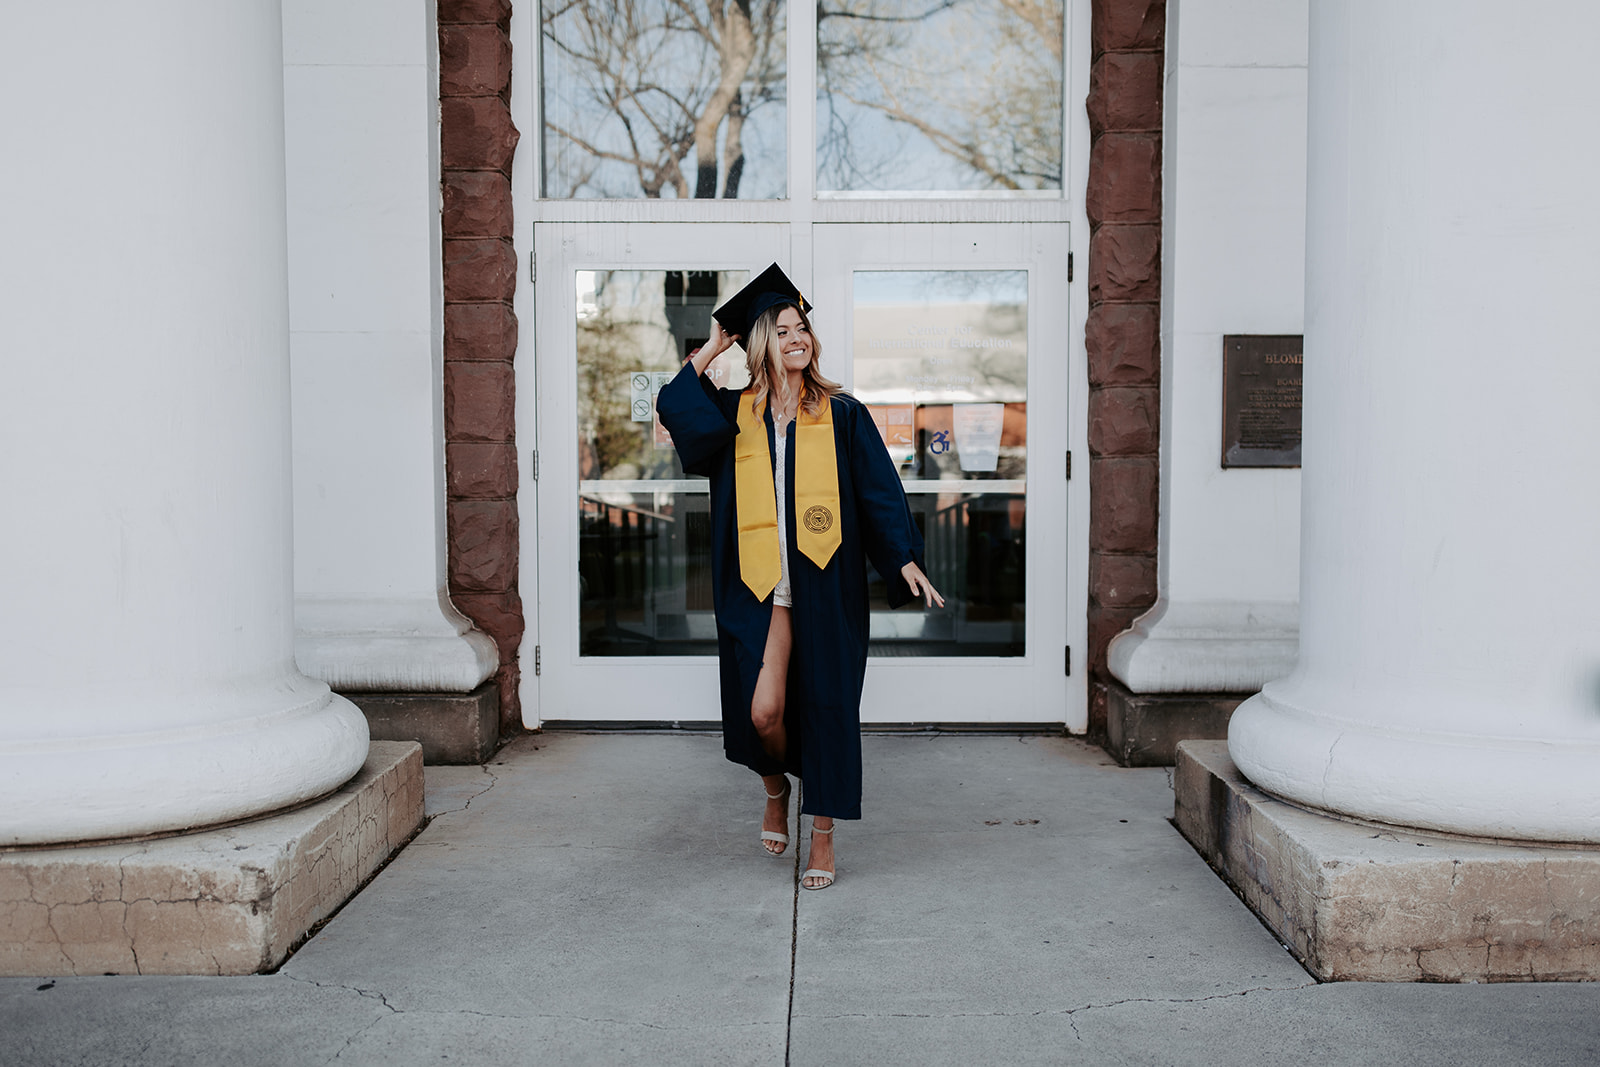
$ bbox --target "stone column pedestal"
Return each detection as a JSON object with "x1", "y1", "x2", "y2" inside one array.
[
  {"x1": 1176, "y1": 741, "x2": 1600, "y2": 982},
  {"x1": 0, "y1": 742, "x2": 423, "y2": 977}
]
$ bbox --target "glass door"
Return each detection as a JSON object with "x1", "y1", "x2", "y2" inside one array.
[
  {"x1": 535, "y1": 222, "x2": 1067, "y2": 724},
  {"x1": 534, "y1": 223, "x2": 789, "y2": 721},
  {"x1": 811, "y1": 223, "x2": 1070, "y2": 723}
]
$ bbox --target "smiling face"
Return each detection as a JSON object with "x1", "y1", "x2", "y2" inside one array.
[{"x1": 775, "y1": 305, "x2": 813, "y2": 374}]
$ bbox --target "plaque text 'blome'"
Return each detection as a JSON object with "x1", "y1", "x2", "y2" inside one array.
[{"x1": 1222, "y1": 334, "x2": 1302, "y2": 468}]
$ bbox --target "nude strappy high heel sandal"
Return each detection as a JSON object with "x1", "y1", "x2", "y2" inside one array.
[
  {"x1": 802, "y1": 822, "x2": 835, "y2": 890},
  {"x1": 761, "y1": 782, "x2": 791, "y2": 855}
]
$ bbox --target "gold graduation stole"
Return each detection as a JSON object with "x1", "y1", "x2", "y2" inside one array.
[{"x1": 733, "y1": 392, "x2": 843, "y2": 600}]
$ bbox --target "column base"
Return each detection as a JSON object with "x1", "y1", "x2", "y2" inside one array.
[
  {"x1": 1107, "y1": 599, "x2": 1298, "y2": 693},
  {"x1": 0, "y1": 741, "x2": 424, "y2": 977},
  {"x1": 1174, "y1": 740, "x2": 1600, "y2": 982},
  {"x1": 294, "y1": 596, "x2": 499, "y2": 692},
  {"x1": 1101, "y1": 678, "x2": 1243, "y2": 766},
  {"x1": 341, "y1": 683, "x2": 500, "y2": 764}
]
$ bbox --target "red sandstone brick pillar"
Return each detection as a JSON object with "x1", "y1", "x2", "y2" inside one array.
[
  {"x1": 440, "y1": 0, "x2": 523, "y2": 729},
  {"x1": 1084, "y1": 0, "x2": 1164, "y2": 737}
]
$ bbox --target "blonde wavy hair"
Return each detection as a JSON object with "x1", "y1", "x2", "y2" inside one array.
[{"x1": 745, "y1": 303, "x2": 840, "y2": 420}]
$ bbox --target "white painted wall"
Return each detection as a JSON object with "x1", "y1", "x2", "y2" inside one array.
[
  {"x1": 0, "y1": 0, "x2": 368, "y2": 845},
  {"x1": 1109, "y1": 0, "x2": 1306, "y2": 693},
  {"x1": 283, "y1": 0, "x2": 496, "y2": 690},
  {"x1": 1230, "y1": 1, "x2": 1600, "y2": 842}
]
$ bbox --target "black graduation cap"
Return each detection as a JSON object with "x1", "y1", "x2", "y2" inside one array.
[{"x1": 713, "y1": 263, "x2": 812, "y2": 338}]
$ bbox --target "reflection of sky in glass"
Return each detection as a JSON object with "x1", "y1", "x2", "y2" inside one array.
[
  {"x1": 817, "y1": 0, "x2": 1063, "y2": 192},
  {"x1": 852, "y1": 270, "x2": 1028, "y2": 408},
  {"x1": 855, "y1": 270, "x2": 1028, "y2": 306},
  {"x1": 576, "y1": 270, "x2": 599, "y2": 318},
  {"x1": 543, "y1": 0, "x2": 787, "y2": 199}
]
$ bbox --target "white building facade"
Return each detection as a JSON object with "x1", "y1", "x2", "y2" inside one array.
[{"x1": 5, "y1": 0, "x2": 1598, "y2": 979}]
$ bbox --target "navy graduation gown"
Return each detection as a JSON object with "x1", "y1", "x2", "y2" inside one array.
[{"x1": 656, "y1": 363, "x2": 925, "y2": 819}]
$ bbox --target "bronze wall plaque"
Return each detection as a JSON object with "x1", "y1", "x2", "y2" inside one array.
[{"x1": 1222, "y1": 335, "x2": 1302, "y2": 468}]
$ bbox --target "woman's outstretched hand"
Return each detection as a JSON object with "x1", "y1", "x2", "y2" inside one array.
[{"x1": 901, "y1": 562, "x2": 945, "y2": 608}]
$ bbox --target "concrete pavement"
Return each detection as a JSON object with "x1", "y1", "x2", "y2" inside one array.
[{"x1": 5, "y1": 732, "x2": 1599, "y2": 1065}]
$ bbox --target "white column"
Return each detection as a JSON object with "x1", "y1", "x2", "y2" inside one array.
[
  {"x1": 1108, "y1": 0, "x2": 1307, "y2": 694},
  {"x1": 283, "y1": 0, "x2": 497, "y2": 691},
  {"x1": 1228, "y1": 1, "x2": 1600, "y2": 842},
  {"x1": 0, "y1": 0, "x2": 369, "y2": 846}
]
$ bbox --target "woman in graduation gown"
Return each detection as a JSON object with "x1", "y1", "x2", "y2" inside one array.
[{"x1": 655, "y1": 267, "x2": 942, "y2": 890}]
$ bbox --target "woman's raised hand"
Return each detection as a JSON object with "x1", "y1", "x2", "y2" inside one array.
[
  {"x1": 901, "y1": 562, "x2": 945, "y2": 609},
  {"x1": 708, "y1": 319, "x2": 738, "y2": 355},
  {"x1": 689, "y1": 319, "x2": 740, "y2": 376}
]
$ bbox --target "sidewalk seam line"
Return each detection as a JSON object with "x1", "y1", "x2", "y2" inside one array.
[{"x1": 786, "y1": 780, "x2": 800, "y2": 1067}]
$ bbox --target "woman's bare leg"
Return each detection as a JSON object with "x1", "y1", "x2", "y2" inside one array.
[
  {"x1": 750, "y1": 605, "x2": 792, "y2": 763},
  {"x1": 752, "y1": 607, "x2": 793, "y2": 853}
]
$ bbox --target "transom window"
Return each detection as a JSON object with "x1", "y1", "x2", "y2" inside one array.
[{"x1": 540, "y1": 0, "x2": 1065, "y2": 199}]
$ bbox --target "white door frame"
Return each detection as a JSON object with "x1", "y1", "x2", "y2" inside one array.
[{"x1": 508, "y1": 1, "x2": 1094, "y2": 731}]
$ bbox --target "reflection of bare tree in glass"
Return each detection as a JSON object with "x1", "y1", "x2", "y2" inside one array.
[
  {"x1": 577, "y1": 284, "x2": 647, "y2": 480},
  {"x1": 974, "y1": 348, "x2": 1026, "y2": 393},
  {"x1": 817, "y1": 0, "x2": 1062, "y2": 191},
  {"x1": 972, "y1": 298, "x2": 1027, "y2": 394},
  {"x1": 543, "y1": 0, "x2": 785, "y2": 198}
]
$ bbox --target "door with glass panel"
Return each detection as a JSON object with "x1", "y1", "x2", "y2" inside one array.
[
  {"x1": 533, "y1": 224, "x2": 788, "y2": 721},
  {"x1": 810, "y1": 224, "x2": 1069, "y2": 723}
]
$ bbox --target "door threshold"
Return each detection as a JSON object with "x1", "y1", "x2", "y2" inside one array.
[{"x1": 540, "y1": 720, "x2": 1067, "y2": 735}]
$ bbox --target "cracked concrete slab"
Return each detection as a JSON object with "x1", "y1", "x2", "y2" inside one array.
[
  {"x1": 420, "y1": 763, "x2": 499, "y2": 819},
  {"x1": 2, "y1": 974, "x2": 390, "y2": 1066},
  {"x1": 789, "y1": 734, "x2": 1310, "y2": 1029},
  {"x1": 4, "y1": 733, "x2": 1600, "y2": 1066},
  {"x1": 321, "y1": 1008, "x2": 787, "y2": 1066},
  {"x1": 788, "y1": 981, "x2": 1600, "y2": 1067},
  {"x1": 1062, "y1": 982, "x2": 1600, "y2": 1067},
  {"x1": 279, "y1": 734, "x2": 793, "y2": 1053}
]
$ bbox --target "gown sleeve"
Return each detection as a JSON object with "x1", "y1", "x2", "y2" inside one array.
[
  {"x1": 843, "y1": 397, "x2": 926, "y2": 609},
  {"x1": 656, "y1": 362, "x2": 738, "y2": 476}
]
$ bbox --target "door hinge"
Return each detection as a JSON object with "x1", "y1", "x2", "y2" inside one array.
[
  {"x1": 1065, "y1": 450, "x2": 1072, "y2": 480},
  {"x1": 534, "y1": 645, "x2": 542, "y2": 676},
  {"x1": 1065, "y1": 645, "x2": 1071, "y2": 677},
  {"x1": 1067, "y1": 251, "x2": 1074, "y2": 284},
  {"x1": 529, "y1": 250, "x2": 536, "y2": 283},
  {"x1": 531, "y1": 449, "x2": 539, "y2": 481}
]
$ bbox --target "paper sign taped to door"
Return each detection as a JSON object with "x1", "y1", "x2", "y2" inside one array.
[{"x1": 953, "y1": 403, "x2": 1005, "y2": 472}]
